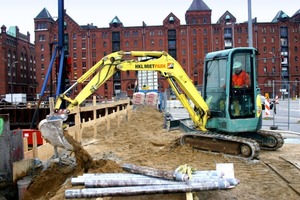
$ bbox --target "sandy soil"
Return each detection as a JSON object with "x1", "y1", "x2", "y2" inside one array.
[{"x1": 23, "y1": 106, "x2": 300, "y2": 200}]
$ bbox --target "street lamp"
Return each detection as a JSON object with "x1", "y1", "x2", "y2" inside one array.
[
  {"x1": 10, "y1": 61, "x2": 18, "y2": 104},
  {"x1": 2, "y1": 58, "x2": 18, "y2": 104},
  {"x1": 269, "y1": 52, "x2": 281, "y2": 79}
]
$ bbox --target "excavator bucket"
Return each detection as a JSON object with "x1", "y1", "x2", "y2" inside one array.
[
  {"x1": 38, "y1": 116, "x2": 73, "y2": 151},
  {"x1": 164, "y1": 112, "x2": 195, "y2": 132}
]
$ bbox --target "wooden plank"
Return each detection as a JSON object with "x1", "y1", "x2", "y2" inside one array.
[
  {"x1": 32, "y1": 131, "x2": 38, "y2": 158},
  {"x1": 186, "y1": 192, "x2": 193, "y2": 200},
  {"x1": 13, "y1": 159, "x2": 34, "y2": 183},
  {"x1": 24, "y1": 143, "x2": 54, "y2": 161},
  {"x1": 23, "y1": 137, "x2": 28, "y2": 152}
]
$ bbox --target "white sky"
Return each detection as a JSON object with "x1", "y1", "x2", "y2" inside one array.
[{"x1": 1, "y1": 0, "x2": 299, "y2": 36}]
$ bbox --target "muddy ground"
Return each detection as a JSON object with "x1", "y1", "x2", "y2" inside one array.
[{"x1": 23, "y1": 106, "x2": 300, "y2": 200}]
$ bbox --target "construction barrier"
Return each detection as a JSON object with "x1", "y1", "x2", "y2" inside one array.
[{"x1": 265, "y1": 97, "x2": 270, "y2": 117}]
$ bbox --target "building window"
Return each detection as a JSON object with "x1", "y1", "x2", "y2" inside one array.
[
  {"x1": 134, "y1": 40, "x2": 138, "y2": 47},
  {"x1": 73, "y1": 33, "x2": 76, "y2": 40},
  {"x1": 296, "y1": 66, "x2": 298, "y2": 72},
  {"x1": 182, "y1": 49, "x2": 186, "y2": 55},
  {"x1": 237, "y1": 27, "x2": 242, "y2": 33},
  {"x1": 263, "y1": 37, "x2": 266, "y2": 43},
  {"x1": 73, "y1": 43, "x2": 76, "y2": 49},
  {"x1": 180, "y1": 30, "x2": 186, "y2": 35},
  {"x1": 39, "y1": 35, "x2": 45, "y2": 41},
  {"x1": 272, "y1": 57, "x2": 275, "y2": 63},
  {"x1": 193, "y1": 38, "x2": 196, "y2": 45},
  {"x1": 158, "y1": 30, "x2": 163, "y2": 36},
  {"x1": 272, "y1": 66, "x2": 276, "y2": 73},
  {"x1": 264, "y1": 66, "x2": 267, "y2": 73},
  {"x1": 133, "y1": 31, "x2": 139, "y2": 37},
  {"x1": 204, "y1": 29, "x2": 207, "y2": 35},
  {"x1": 215, "y1": 38, "x2": 219, "y2": 45},
  {"x1": 74, "y1": 72, "x2": 77, "y2": 79},
  {"x1": 193, "y1": 29, "x2": 196, "y2": 35},
  {"x1": 82, "y1": 42, "x2": 86, "y2": 49},
  {"x1": 103, "y1": 42, "x2": 107, "y2": 48},
  {"x1": 193, "y1": 49, "x2": 197, "y2": 55},
  {"x1": 159, "y1": 39, "x2": 163, "y2": 47},
  {"x1": 263, "y1": 47, "x2": 267, "y2": 53},
  {"x1": 102, "y1": 32, "x2": 108, "y2": 38},
  {"x1": 192, "y1": 18, "x2": 197, "y2": 24},
  {"x1": 181, "y1": 39, "x2": 185, "y2": 46},
  {"x1": 124, "y1": 31, "x2": 129, "y2": 38},
  {"x1": 281, "y1": 38, "x2": 288, "y2": 46},
  {"x1": 149, "y1": 31, "x2": 155, "y2": 36},
  {"x1": 238, "y1": 37, "x2": 241, "y2": 44},
  {"x1": 41, "y1": 44, "x2": 44, "y2": 51},
  {"x1": 125, "y1": 41, "x2": 129, "y2": 47},
  {"x1": 263, "y1": 58, "x2": 267, "y2": 63},
  {"x1": 271, "y1": 37, "x2": 275, "y2": 43},
  {"x1": 36, "y1": 23, "x2": 47, "y2": 30}
]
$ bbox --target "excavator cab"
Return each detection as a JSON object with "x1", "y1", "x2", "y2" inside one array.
[{"x1": 203, "y1": 48, "x2": 262, "y2": 133}]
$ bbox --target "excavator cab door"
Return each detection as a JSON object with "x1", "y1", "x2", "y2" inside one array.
[{"x1": 229, "y1": 51, "x2": 255, "y2": 119}]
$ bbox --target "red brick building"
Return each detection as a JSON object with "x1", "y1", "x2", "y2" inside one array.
[
  {"x1": 0, "y1": 25, "x2": 36, "y2": 101},
  {"x1": 33, "y1": 0, "x2": 300, "y2": 99}
]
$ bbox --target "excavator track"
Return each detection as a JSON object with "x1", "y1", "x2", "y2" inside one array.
[
  {"x1": 180, "y1": 131, "x2": 260, "y2": 160},
  {"x1": 256, "y1": 129, "x2": 284, "y2": 150}
]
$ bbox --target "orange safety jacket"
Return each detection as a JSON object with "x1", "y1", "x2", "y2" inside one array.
[{"x1": 232, "y1": 71, "x2": 250, "y2": 87}]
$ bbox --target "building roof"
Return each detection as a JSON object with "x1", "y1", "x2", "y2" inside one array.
[
  {"x1": 292, "y1": 9, "x2": 300, "y2": 17},
  {"x1": 35, "y1": 8, "x2": 53, "y2": 19},
  {"x1": 188, "y1": 0, "x2": 211, "y2": 11},
  {"x1": 110, "y1": 16, "x2": 122, "y2": 24},
  {"x1": 7, "y1": 26, "x2": 17, "y2": 37},
  {"x1": 271, "y1": 10, "x2": 289, "y2": 22}
]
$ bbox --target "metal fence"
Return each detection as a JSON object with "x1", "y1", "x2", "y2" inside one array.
[{"x1": 259, "y1": 81, "x2": 300, "y2": 132}]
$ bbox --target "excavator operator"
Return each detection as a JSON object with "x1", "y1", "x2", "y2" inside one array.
[
  {"x1": 231, "y1": 61, "x2": 251, "y2": 116},
  {"x1": 232, "y1": 61, "x2": 250, "y2": 88}
]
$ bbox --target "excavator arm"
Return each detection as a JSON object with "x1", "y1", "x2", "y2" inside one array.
[
  {"x1": 55, "y1": 51, "x2": 209, "y2": 130},
  {"x1": 39, "y1": 51, "x2": 210, "y2": 150}
]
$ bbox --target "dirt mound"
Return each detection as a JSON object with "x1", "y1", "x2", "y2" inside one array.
[{"x1": 23, "y1": 131, "x2": 123, "y2": 200}]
